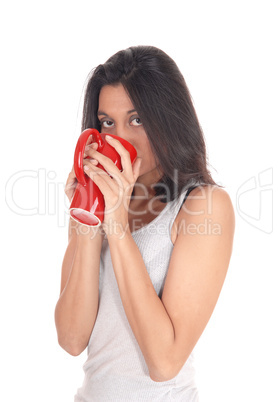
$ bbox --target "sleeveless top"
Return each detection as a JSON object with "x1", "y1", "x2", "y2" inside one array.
[{"x1": 74, "y1": 187, "x2": 199, "y2": 401}]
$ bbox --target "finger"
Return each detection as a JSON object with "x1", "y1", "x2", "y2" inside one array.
[
  {"x1": 83, "y1": 160, "x2": 114, "y2": 183},
  {"x1": 65, "y1": 179, "x2": 77, "y2": 194},
  {"x1": 67, "y1": 165, "x2": 77, "y2": 182},
  {"x1": 64, "y1": 175, "x2": 77, "y2": 201},
  {"x1": 83, "y1": 135, "x2": 93, "y2": 158},
  {"x1": 83, "y1": 158, "x2": 98, "y2": 169},
  {"x1": 132, "y1": 157, "x2": 142, "y2": 181},
  {"x1": 85, "y1": 148, "x2": 121, "y2": 177},
  {"x1": 105, "y1": 136, "x2": 133, "y2": 175},
  {"x1": 85, "y1": 135, "x2": 93, "y2": 146},
  {"x1": 84, "y1": 163, "x2": 121, "y2": 195},
  {"x1": 84, "y1": 142, "x2": 98, "y2": 158}
]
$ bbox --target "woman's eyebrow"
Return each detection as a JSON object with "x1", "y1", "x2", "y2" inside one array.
[
  {"x1": 97, "y1": 110, "x2": 108, "y2": 117},
  {"x1": 97, "y1": 109, "x2": 137, "y2": 116}
]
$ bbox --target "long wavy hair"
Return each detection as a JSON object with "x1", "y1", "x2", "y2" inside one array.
[{"x1": 81, "y1": 45, "x2": 217, "y2": 201}]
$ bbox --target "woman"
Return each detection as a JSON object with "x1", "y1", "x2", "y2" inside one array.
[{"x1": 55, "y1": 46, "x2": 235, "y2": 401}]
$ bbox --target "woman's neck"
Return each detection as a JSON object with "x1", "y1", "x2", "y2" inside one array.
[{"x1": 133, "y1": 167, "x2": 162, "y2": 200}]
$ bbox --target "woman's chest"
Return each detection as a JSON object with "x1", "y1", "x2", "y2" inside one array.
[{"x1": 128, "y1": 200, "x2": 168, "y2": 233}]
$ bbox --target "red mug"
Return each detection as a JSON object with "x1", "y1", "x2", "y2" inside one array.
[{"x1": 69, "y1": 128, "x2": 137, "y2": 226}]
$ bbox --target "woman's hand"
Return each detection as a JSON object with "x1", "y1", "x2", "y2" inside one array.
[
  {"x1": 64, "y1": 135, "x2": 97, "y2": 203},
  {"x1": 83, "y1": 135, "x2": 141, "y2": 235}
]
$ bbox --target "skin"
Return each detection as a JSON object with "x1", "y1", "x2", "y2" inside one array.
[
  {"x1": 58, "y1": 83, "x2": 235, "y2": 382},
  {"x1": 84, "y1": 83, "x2": 166, "y2": 233}
]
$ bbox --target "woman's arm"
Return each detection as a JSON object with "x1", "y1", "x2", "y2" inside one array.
[
  {"x1": 54, "y1": 217, "x2": 104, "y2": 356},
  {"x1": 83, "y1": 137, "x2": 235, "y2": 381},
  {"x1": 107, "y1": 186, "x2": 235, "y2": 381}
]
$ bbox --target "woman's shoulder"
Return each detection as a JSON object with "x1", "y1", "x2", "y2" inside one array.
[
  {"x1": 171, "y1": 185, "x2": 235, "y2": 243},
  {"x1": 184, "y1": 185, "x2": 234, "y2": 214}
]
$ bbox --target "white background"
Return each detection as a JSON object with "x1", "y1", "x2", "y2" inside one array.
[{"x1": 1, "y1": 1, "x2": 277, "y2": 401}]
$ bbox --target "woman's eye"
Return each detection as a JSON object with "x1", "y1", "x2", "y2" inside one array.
[
  {"x1": 101, "y1": 120, "x2": 114, "y2": 128},
  {"x1": 130, "y1": 117, "x2": 142, "y2": 126}
]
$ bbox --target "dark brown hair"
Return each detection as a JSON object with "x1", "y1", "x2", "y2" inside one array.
[{"x1": 82, "y1": 45, "x2": 217, "y2": 201}]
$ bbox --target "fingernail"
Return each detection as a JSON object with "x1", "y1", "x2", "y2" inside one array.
[
  {"x1": 84, "y1": 165, "x2": 89, "y2": 170},
  {"x1": 85, "y1": 146, "x2": 90, "y2": 151},
  {"x1": 106, "y1": 135, "x2": 113, "y2": 141}
]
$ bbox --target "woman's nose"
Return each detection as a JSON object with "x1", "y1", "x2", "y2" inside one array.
[{"x1": 113, "y1": 125, "x2": 130, "y2": 142}]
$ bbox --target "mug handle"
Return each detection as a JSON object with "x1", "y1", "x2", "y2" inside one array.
[{"x1": 74, "y1": 128, "x2": 104, "y2": 186}]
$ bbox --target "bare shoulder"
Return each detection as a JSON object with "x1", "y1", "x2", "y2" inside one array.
[
  {"x1": 172, "y1": 185, "x2": 235, "y2": 243},
  {"x1": 184, "y1": 185, "x2": 234, "y2": 216}
]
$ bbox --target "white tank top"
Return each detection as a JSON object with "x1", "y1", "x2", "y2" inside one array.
[{"x1": 75, "y1": 188, "x2": 199, "y2": 401}]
